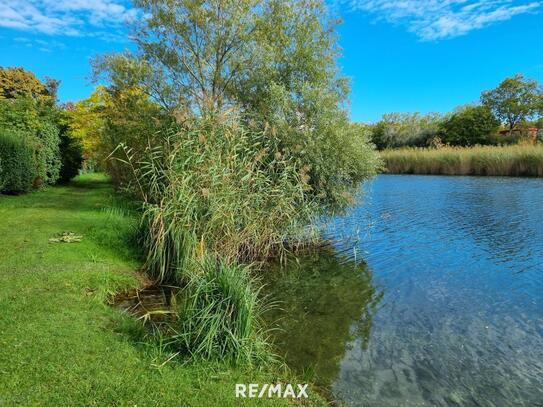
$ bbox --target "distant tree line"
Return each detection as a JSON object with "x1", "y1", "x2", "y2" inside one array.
[{"x1": 369, "y1": 74, "x2": 543, "y2": 150}]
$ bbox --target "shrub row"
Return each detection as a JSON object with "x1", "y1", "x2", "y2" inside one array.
[{"x1": 0, "y1": 97, "x2": 83, "y2": 194}]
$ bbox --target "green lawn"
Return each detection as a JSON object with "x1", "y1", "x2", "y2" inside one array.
[{"x1": 0, "y1": 174, "x2": 321, "y2": 406}]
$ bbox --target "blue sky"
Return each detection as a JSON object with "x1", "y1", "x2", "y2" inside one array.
[{"x1": 0, "y1": 0, "x2": 542, "y2": 122}]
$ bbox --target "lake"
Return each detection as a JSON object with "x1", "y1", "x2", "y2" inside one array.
[{"x1": 263, "y1": 175, "x2": 543, "y2": 406}]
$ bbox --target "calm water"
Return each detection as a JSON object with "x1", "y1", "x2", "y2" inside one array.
[{"x1": 263, "y1": 175, "x2": 543, "y2": 406}]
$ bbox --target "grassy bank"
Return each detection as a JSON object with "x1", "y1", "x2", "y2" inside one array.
[
  {"x1": 0, "y1": 173, "x2": 324, "y2": 406},
  {"x1": 381, "y1": 144, "x2": 543, "y2": 176}
]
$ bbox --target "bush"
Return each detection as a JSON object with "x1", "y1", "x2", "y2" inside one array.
[
  {"x1": 58, "y1": 133, "x2": 83, "y2": 183},
  {"x1": 370, "y1": 112, "x2": 443, "y2": 150},
  {"x1": 0, "y1": 130, "x2": 37, "y2": 194},
  {"x1": 35, "y1": 121, "x2": 61, "y2": 186},
  {"x1": 439, "y1": 105, "x2": 499, "y2": 146},
  {"x1": 0, "y1": 97, "x2": 62, "y2": 189},
  {"x1": 169, "y1": 256, "x2": 270, "y2": 364}
]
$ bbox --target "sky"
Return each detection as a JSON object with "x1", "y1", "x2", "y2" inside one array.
[{"x1": 0, "y1": 0, "x2": 542, "y2": 122}]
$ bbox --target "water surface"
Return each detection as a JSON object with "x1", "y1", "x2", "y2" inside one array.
[{"x1": 264, "y1": 175, "x2": 543, "y2": 406}]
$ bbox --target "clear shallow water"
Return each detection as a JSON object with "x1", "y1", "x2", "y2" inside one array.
[{"x1": 263, "y1": 175, "x2": 543, "y2": 406}]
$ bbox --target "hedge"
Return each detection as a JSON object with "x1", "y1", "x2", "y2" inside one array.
[
  {"x1": 58, "y1": 133, "x2": 83, "y2": 183},
  {"x1": 0, "y1": 130, "x2": 37, "y2": 194}
]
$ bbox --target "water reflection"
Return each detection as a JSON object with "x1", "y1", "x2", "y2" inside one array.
[
  {"x1": 264, "y1": 175, "x2": 543, "y2": 406},
  {"x1": 262, "y1": 249, "x2": 383, "y2": 388}
]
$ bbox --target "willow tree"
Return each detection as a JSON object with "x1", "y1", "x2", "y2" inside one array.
[{"x1": 95, "y1": 0, "x2": 379, "y2": 213}]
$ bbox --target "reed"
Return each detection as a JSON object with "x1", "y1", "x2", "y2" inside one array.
[
  {"x1": 381, "y1": 144, "x2": 543, "y2": 177},
  {"x1": 168, "y1": 255, "x2": 273, "y2": 365},
  {"x1": 113, "y1": 115, "x2": 320, "y2": 362},
  {"x1": 115, "y1": 115, "x2": 320, "y2": 283}
]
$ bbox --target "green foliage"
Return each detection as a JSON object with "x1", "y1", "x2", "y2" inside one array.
[
  {"x1": 370, "y1": 112, "x2": 443, "y2": 150},
  {"x1": 382, "y1": 145, "x2": 543, "y2": 176},
  {"x1": 0, "y1": 130, "x2": 37, "y2": 194},
  {"x1": 438, "y1": 105, "x2": 499, "y2": 146},
  {"x1": 535, "y1": 118, "x2": 543, "y2": 143},
  {"x1": 89, "y1": 85, "x2": 172, "y2": 184},
  {"x1": 35, "y1": 121, "x2": 61, "y2": 185},
  {"x1": 95, "y1": 0, "x2": 379, "y2": 366},
  {"x1": 0, "y1": 96, "x2": 43, "y2": 132},
  {"x1": 64, "y1": 86, "x2": 108, "y2": 166},
  {"x1": 0, "y1": 84, "x2": 63, "y2": 191},
  {"x1": 122, "y1": 115, "x2": 318, "y2": 282},
  {"x1": 115, "y1": 114, "x2": 366, "y2": 364},
  {"x1": 481, "y1": 74, "x2": 542, "y2": 132},
  {"x1": 58, "y1": 133, "x2": 83, "y2": 183},
  {"x1": 254, "y1": 89, "x2": 380, "y2": 212},
  {"x1": 170, "y1": 256, "x2": 271, "y2": 364},
  {"x1": 227, "y1": 1, "x2": 365, "y2": 204},
  {"x1": 94, "y1": 0, "x2": 379, "y2": 212},
  {"x1": 374, "y1": 74, "x2": 542, "y2": 151},
  {"x1": 0, "y1": 66, "x2": 57, "y2": 103}
]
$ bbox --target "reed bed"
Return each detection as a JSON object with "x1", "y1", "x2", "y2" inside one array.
[
  {"x1": 169, "y1": 255, "x2": 272, "y2": 366},
  {"x1": 381, "y1": 144, "x2": 543, "y2": 177},
  {"x1": 113, "y1": 116, "x2": 318, "y2": 363},
  {"x1": 112, "y1": 112, "x2": 377, "y2": 364}
]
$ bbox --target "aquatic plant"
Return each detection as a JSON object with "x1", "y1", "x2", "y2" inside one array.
[
  {"x1": 110, "y1": 114, "x2": 313, "y2": 362},
  {"x1": 168, "y1": 255, "x2": 272, "y2": 365},
  {"x1": 99, "y1": 0, "x2": 380, "y2": 365},
  {"x1": 381, "y1": 144, "x2": 543, "y2": 176},
  {"x1": 116, "y1": 115, "x2": 322, "y2": 283}
]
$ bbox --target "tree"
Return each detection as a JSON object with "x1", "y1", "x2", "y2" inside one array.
[
  {"x1": 0, "y1": 68, "x2": 81, "y2": 189},
  {"x1": 0, "y1": 96, "x2": 62, "y2": 188},
  {"x1": 370, "y1": 112, "x2": 443, "y2": 150},
  {"x1": 94, "y1": 0, "x2": 379, "y2": 212},
  {"x1": 65, "y1": 86, "x2": 108, "y2": 163},
  {"x1": 481, "y1": 74, "x2": 542, "y2": 134},
  {"x1": 95, "y1": 1, "x2": 345, "y2": 114},
  {"x1": 439, "y1": 105, "x2": 499, "y2": 146},
  {"x1": 93, "y1": 0, "x2": 259, "y2": 113},
  {"x1": 0, "y1": 67, "x2": 57, "y2": 104}
]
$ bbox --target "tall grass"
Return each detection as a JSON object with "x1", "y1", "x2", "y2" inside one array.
[
  {"x1": 112, "y1": 114, "x2": 324, "y2": 363},
  {"x1": 116, "y1": 115, "x2": 319, "y2": 283},
  {"x1": 168, "y1": 256, "x2": 272, "y2": 365},
  {"x1": 381, "y1": 144, "x2": 543, "y2": 176}
]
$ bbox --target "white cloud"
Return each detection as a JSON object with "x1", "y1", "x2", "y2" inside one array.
[
  {"x1": 0, "y1": 0, "x2": 137, "y2": 39},
  {"x1": 12, "y1": 35, "x2": 67, "y2": 52},
  {"x1": 345, "y1": 0, "x2": 541, "y2": 40}
]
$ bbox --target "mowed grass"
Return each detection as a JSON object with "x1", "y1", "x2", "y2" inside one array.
[
  {"x1": 0, "y1": 173, "x2": 322, "y2": 406},
  {"x1": 381, "y1": 144, "x2": 543, "y2": 176}
]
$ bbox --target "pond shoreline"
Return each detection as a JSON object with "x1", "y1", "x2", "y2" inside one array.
[{"x1": 0, "y1": 174, "x2": 328, "y2": 406}]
